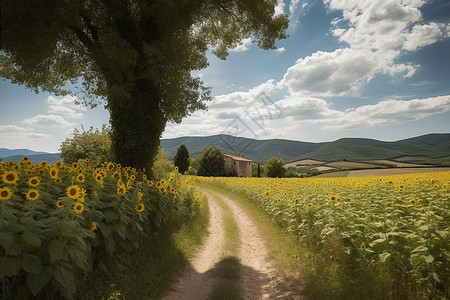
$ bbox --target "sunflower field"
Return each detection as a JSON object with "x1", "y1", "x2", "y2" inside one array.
[
  {"x1": 0, "y1": 157, "x2": 203, "y2": 299},
  {"x1": 199, "y1": 172, "x2": 450, "y2": 299}
]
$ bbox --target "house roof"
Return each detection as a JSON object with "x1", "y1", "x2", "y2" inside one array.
[{"x1": 224, "y1": 154, "x2": 252, "y2": 162}]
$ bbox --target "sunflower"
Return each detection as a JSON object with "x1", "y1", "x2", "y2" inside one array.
[
  {"x1": 136, "y1": 203, "x2": 145, "y2": 212},
  {"x1": 49, "y1": 168, "x2": 59, "y2": 179},
  {"x1": 95, "y1": 174, "x2": 103, "y2": 185},
  {"x1": 147, "y1": 180, "x2": 153, "y2": 187},
  {"x1": 78, "y1": 189, "x2": 86, "y2": 202},
  {"x1": 67, "y1": 185, "x2": 81, "y2": 199},
  {"x1": 74, "y1": 202, "x2": 84, "y2": 213},
  {"x1": 72, "y1": 162, "x2": 79, "y2": 169},
  {"x1": 91, "y1": 222, "x2": 97, "y2": 231},
  {"x1": 56, "y1": 200, "x2": 64, "y2": 208},
  {"x1": 308, "y1": 203, "x2": 313, "y2": 208},
  {"x1": 329, "y1": 195, "x2": 338, "y2": 202},
  {"x1": 409, "y1": 199, "x2": 416, "y2": 204},
  {"x1": 22, "y1": 156, "x2": 30, "y2": 162},
  {"x1": 137, "y1": 191, "x2": 144, "y2": 201},
  {"x1": 55, "y1": 178, "x2": 62, "y2": 184},
  {"x1": 360, "y1": 242, "x2": 366, "y2": 251},
  {"x1": 2, "y1": 171, "x2": 19, "y2": 184},
  {"x1": 126, "y1": 180, "x2": 133, "y2": 190},
  {"x1": 76, "y1": 173, "x2": 85, "y2": 182},
  {"x1": 265, "y1": 191, "x2": 271, "y2": 197},
  {"x1": 40, "y1": 161, "x2": 48, "y2": 168},
  {"x1": 26, "y1": 189, "x2": 40, "y2": 201},
  {"x1": 28, "y1": 177, "x2": 40, "y2": 187},
  {"x1": 117, "y1": 185, "x2": 126, "y2": 195},
  {"x1": 160, "y1": 187, "x2": 166, "y2": 193},
  {"x1": 0, "y1": 187, "x2": 12, "y2": 200},
  {"x1": 107, "y1": 162, "x2": 115, "y2": 171}
]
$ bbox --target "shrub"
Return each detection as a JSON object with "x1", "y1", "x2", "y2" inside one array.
[
  {"x1": 59, "y1": 125, "x2": 113, "y2": 167},
  {"x1": 264, "y1": 157, "x2": 287, "y2": 178}
]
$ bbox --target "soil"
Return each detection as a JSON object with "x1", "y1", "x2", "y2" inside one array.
[{"x1": 162, "y1": 189, "x2": 304, "y2": 300}]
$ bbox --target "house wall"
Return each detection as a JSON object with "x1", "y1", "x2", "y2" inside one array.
[{"x1": 224, "y1": 156, "x2": 252, "y2": 177}]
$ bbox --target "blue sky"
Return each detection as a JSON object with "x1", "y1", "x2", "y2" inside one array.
[{"x1": 1, "y1": 0, "x2": 450, "y2": 152}]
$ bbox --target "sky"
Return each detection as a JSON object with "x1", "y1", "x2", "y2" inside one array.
[{"x1": 1, "y1": 0, "x2": 450, "y2": 153}]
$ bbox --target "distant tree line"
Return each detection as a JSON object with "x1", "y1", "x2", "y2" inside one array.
[{"x1": 60, "y1": 128, "x2": 302, "y2": 178}]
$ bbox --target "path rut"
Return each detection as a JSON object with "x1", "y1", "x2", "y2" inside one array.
[{"x1": 162, "y1": 189, "x2": 304, "y2": 300}]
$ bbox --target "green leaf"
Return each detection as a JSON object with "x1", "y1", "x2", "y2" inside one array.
[
  {"x1": 49, "y1": 239, "x2": 65, "y2": 263},
  {"x1": 0, "y1": 257, "x2": 22, "y2": 276},
  {"x1": 22, "y1": 232, "x2": 41, "y2": 248},
  {"x1": 431, "y1": 272, "x2": 441, "y2": 283},
  {"x1": 424, "y1": 255, "x2": 434, "y2": 264},
  {"x1": 26, "y1": 267, "x2": 52, "y2": 296},
  {"x1": 419, "y1": 225, "x2": 429, "y2": 231},
  {"x1": 53, "y1": 264, "x2": 76, "y2": 292},
  {"x1": 0, "y1": 232, "x2": 15, "y2": 252},
  {"x1": 105, "y1": 238, "x2": 115, "y2": 255},
  {"x1": 379, "y1": 252, "x2": 391, "y2": 262},
  {"x1": 69, "y1": 249, "x2": 90, "y2": 271},
  {"x1": 412, "y1": 245, "x2": 428, "y2": 253},
  {"x1": 370, "y1": 238, "x2": 386, "y2": 246},
  {"x1": 21, "y1": 254, "x2": 42, "y2": 274}
]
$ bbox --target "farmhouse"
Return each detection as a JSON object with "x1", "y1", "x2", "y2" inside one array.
[{"x1": 224, "y1": 154, "x2": 252, "y2": 177}]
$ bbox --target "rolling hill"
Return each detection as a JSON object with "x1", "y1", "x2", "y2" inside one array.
[
  {"x1": 1, "y1": 133, "x2": 449, "y2": 165},
  {"x1": 161, "y1": 133, "x2": 450, "y2": 163}
]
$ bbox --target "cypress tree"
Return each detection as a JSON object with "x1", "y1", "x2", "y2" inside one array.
[{"x1": 174, "y1": 144, "x2": 190, "y2": 174}]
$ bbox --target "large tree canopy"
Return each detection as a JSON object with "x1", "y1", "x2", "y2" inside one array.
[{"x1": 1, "y1": 0, "x2": 288, "y2": 172}]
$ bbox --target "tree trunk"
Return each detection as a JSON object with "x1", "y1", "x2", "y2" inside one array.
[{"x1": 107, "y1": 79, "x2": 165, "y2": 175}]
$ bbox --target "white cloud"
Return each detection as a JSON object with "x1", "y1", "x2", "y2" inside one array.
[
  {"x1": 403, "y1": 22, "x2": 444, "y2": 51},
  {"x1": 280, "y1": 0, "x2": 449, "y2": 97},
  {"x1": 46, "y1": 95, "x2": 86, "y2": 111},
  {"x1": 0, "y1": 125, "x2": 30, "y2": 132},
  {"x1": 276, "y1": 47, "x2": 286, "y2": 53},
  {"x1": 281, "y1": 48, "x2": 376, "y2": 96},
  {"x1": 48, "y1": 105, "x2": 84, "y2": 119},
  {"x1": 274, "y1": 0, "x2": 285, "y2": 16},
  {"x1": 230, "y1": 38, "x2": 253, "y2": 52},
  {"x1": 46, "y1": 95, "x2": 86, "y2": 119},
  {"x1": 23, "y1": 115, "x2": 75, "y2": 127},
  {"x1": 267, "y1": 94, "x2": 450, "y2": 129},
  {"x1": 326, "y1": 95, "x2": 450, "y2": 129}
]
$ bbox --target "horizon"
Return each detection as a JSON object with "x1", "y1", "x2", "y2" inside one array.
[
  {"x1": 1, "y1": 0, "x2": 450, "y2": 152},
  {"x1": 1, "y1": 132, "x2": 449, "y2": 154}
]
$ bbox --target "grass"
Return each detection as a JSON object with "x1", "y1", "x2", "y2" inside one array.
[
  {"x1": 199, "y1": 182, "x2": 305, "y2": 298},
  {"x1": 77, "y1": 201, "x2": 209, "y2": 300},
  {"x1": 205, "y1": 189, "x2": 243, "y2": 300}
]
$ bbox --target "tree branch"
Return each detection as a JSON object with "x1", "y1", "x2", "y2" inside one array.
[
  {"x1": 67, "y1": 25, "x2": 94, "y2": 51},
  {"x1": 81, "y1": 15, "x2": 99, "y2": 42}
]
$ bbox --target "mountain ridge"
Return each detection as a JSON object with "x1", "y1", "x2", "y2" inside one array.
[
  {"x1": 1, "y1": 133, "x2": 449, "y2": 164},
  {"x1": 161, "y1": 133, "x2": 450, "y2": 162}
]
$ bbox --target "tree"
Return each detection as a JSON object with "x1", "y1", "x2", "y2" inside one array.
[
  {"x1": 1, "y1": 1, "x2": 288, "y2": 173},
  {"x1": 152, "y1": 147, "x2": 174, "y2": 180},
  {"x1": 265, "y1": 157, "x2": 287, "y2": 178},
  {"x1": 59, "y1": 125, "x2": 113, "y2": 167},
  {"x1": 173, "y1": 144, "x2": 190, "y2": 174},
  {"x1": 196, "y1": 146, "x2": 225, "y2": 177}
]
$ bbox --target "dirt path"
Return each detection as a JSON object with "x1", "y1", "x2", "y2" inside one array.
[
  {"x1": 218, "y1": 193, "x2": 303, "y2": 300},
  {"x1": 162, "y1": 189, "x2": 304, "y2": 300},
  {"x1": 162, "y1": 195, "x2": 224, "y2": 300}
]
